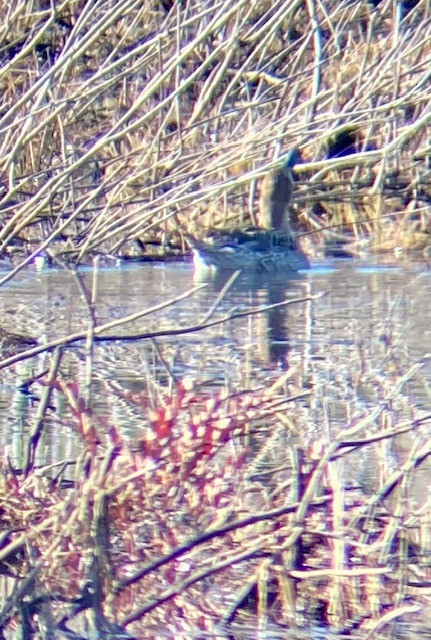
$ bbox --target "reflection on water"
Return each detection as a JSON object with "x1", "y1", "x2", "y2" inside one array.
[
  {"x1": 1, "y1": 260, "x2": 431, "y2": 463},
  {"x1": 196, "y1": 268, "x2": 311, "y2": 370},
  {"x1": 2, "y1": 260, "x2": 431, "y2": 636}
]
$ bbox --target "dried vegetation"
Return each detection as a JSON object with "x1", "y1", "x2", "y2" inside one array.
[
  {"x1": 1, "y1": 0, "x2": 431, "y2": 637},
  {"x1": 1, "y1": 344, "x2": 431, "y2": 638},
  {"x1": 0, "y1": 0, "x2": 430, "y2": 268}
]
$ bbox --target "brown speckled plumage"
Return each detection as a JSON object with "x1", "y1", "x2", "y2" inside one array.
[
  {"x1": 258, "y1": 148, "x2": 301, "y2": 233},
  {"x1": 189, "y1": 148, "x2": 308, "y2": 272},
  {"x1": 0, "y1": 328, "x2": 37, "y2": 359}
]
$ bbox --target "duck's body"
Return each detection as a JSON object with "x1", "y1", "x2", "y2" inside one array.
[
  {"x1": 0, "y1": 328, "x2": 37, "y2": 359},
  {"x1": 189, "y1": 229, "x2": 309, "y2": 272},
  {"x1": 189, "y1": 149, "x2": 309, "y2": 273}
]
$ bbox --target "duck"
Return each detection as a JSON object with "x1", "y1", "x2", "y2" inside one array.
[
  {"x1": 0, "y1": 327, "x2": 37, "y2": 359},
  {"x1": 188, "y1": 148, "x2": 309, "y2": 272}
]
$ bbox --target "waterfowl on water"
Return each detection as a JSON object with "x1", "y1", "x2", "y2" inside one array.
[
  {"x1": 0, "y1": 327, "x2": 37, "y2": 359},
  {"x1": 188, "y1": 148, "x2": 309, "y2": 272}
]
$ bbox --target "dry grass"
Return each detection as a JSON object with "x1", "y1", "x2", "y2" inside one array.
[
  {"x1": 1, "y1": 356, "x2": 431, "y2": 637},
  {"x1": 0, "y1": 268, "x2": 429, "y2": 636},
  {"x1": 0, "y1": 0, "x2": 430, "y2": 266},
  {"x1": 1, "y1": 4, "x2": 431, "y2": 634}
]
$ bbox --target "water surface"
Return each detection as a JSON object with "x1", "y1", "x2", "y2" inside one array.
[
  {"x1": 2, "y1": 258, "x2": 431, "y2": 637},
  {"x1": 1, "y1": 259, "x2": 430, "y2": 467}
]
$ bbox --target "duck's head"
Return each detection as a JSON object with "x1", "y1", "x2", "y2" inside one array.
[{"x1": 283, "y1": 148, "x2": 302, "y2": 170}]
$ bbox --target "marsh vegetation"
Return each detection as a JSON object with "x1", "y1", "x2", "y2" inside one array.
[
  {"x1": 0, "y1": 0, "x2": 430, "y2": 268},
  {"x1": 0, "y1": 0, "x2": 430, "y2": 638}
]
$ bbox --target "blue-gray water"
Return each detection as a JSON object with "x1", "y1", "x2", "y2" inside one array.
[{"x1": 1, "y1": 259, "x2": 431, "y2": 466}]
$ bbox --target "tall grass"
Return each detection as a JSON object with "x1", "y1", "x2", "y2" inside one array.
[
  {"x1": 1, "y1": 356, "x2": 431, "y2": 637},
  {"x1": 2, "y1": 3, "x2": 431, "y2": 636},
  {"x1": 0, "y1": 0, "x2": 430, "y2": 265}
]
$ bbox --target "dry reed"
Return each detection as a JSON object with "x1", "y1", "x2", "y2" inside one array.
[
  {"x1": 0, "y1": 357, "x2": 430, "y2": 637},
  {"x1": 1, "y1": 2, "x2": 431, "y2": 637},
  {"x1": 0, "y1": 0, "x2": 429, "y2": 265}
]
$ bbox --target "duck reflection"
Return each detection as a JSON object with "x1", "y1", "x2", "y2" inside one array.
[
  {"x1": 197, "y1": 269, "x2": 307, "y2": 370},
  {"x1": 258, "y1": 276, "x2": 295, "y2": 369}
]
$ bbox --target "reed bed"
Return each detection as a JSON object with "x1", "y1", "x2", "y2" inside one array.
[
  {"x1": 0, "y1": 270, "x2": 429, "y2": 637},
  {"x1": 1, "y1": 1, "x2": 431, "y2": 637},
  {"x1": 0, "y1": 351, "x2": 431, "y2": 638},
  {"x1": 0, "y1": 0, "x2": 430, "y2": 265}
]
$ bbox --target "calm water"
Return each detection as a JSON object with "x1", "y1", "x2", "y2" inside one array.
[
  {"x1": 2, "y1": 258, "x2": 431, "y2": 637},
  {"x1": 0, "y1": 262, "x2": 431, "y2": 402},
  {"x1": 0, "y1": 258, "x2": 430, "y2": 484},
  {"x1": 1, "y1": 259, "x2": 431, "y2": 464}
]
